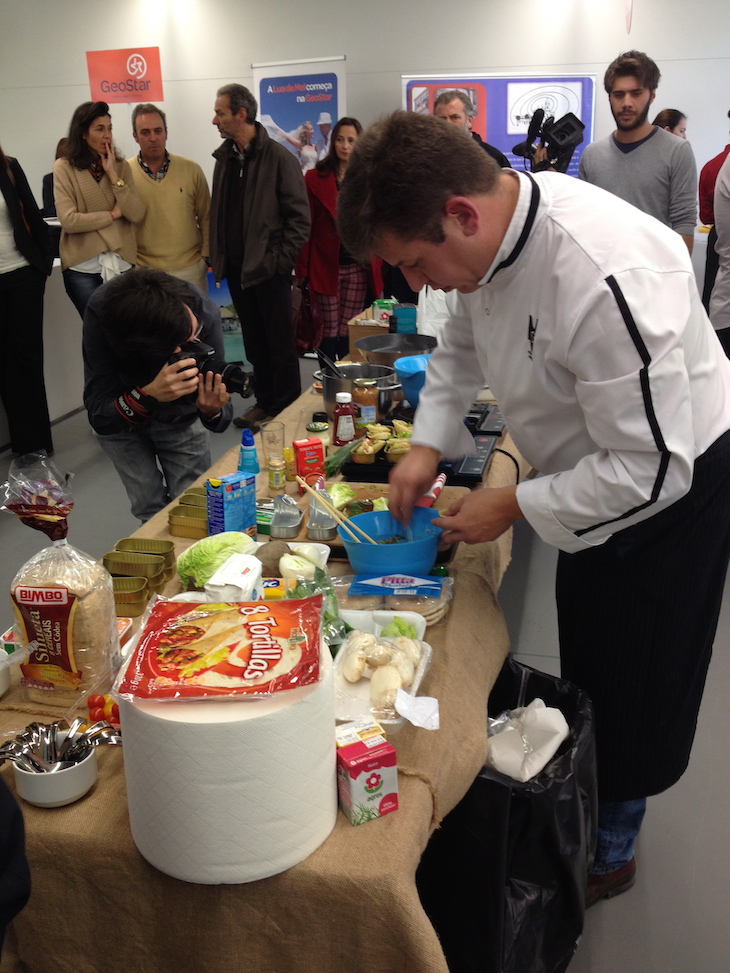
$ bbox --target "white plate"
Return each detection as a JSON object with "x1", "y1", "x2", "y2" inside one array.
[{"x1": 333, "y1": 623, "x2": 431, "y2": 732}]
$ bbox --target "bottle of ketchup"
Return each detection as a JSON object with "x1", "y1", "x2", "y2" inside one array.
[{"x1": 332, "y1": 392, "x2": 358, "y2": 447}]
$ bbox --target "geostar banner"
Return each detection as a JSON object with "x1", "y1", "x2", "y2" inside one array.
[
  {"x1": 86, "y1": 47, "x2": 163, "y2": 103},
  {"x1": 252, "y1": 57, "x2": 346, "y2": 173}
]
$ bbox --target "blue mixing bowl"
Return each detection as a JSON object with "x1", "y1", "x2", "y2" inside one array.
[{"x1": 337, "y1": 507, "x2": 441, "y2": 576}]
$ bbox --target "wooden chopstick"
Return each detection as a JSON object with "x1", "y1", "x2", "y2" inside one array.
[{"x1": 295, "y1": 477, "x2": 378, "y2": 545}]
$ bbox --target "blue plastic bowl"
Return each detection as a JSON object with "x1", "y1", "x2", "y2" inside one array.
[
  {"x1": 337, "y1": 507, "x2": 441, "y2": 577},
  {"x1": 394, "y1": 354, "x2": 430, "y2": 409}
]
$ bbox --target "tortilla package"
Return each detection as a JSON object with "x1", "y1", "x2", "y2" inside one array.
[
  {"x1": 116, "y1": 595, "x2": 323, "y2": 700},
  {"x1": 2, "y1": 453, "x2": 120, "y2": 707}
]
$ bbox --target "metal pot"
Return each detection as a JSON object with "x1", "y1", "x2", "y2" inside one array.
[
  {"x1": 313, "y1": 363, "x2": 400, "y2": 421},
  {"x1": 354, "y1": 333, "x2": 437, "y2": 367}
]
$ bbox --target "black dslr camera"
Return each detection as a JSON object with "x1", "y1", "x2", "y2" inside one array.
[
  {"x1": 168, "y1": 341, "x2": 254, "y2": 398},
  {"x1": 512, "y1": 108, "x2": 585, "y2": 173}
]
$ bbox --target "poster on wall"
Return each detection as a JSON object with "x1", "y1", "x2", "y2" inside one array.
[
  {"x1": 403, "y1": 74, "x2": 595, "y2": 177},
  {"x1": 86, "y1": 47, "x2": 163, "y2": 103},
  {"x1": 252, "y1": 57, "x2": 346, "y2": 173}
]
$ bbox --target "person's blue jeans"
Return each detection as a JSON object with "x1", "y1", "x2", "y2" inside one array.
[
  {"x1": 95, "y1": 419, "x2": 211, "y2": 522},
  {"x1": 592, "y1": 798, "x2": 646, "y2": 875},
  {"x1": 62, "y1": 268, "x2": 103, "y2": 318}
]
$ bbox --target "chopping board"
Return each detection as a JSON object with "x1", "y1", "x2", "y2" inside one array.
[{"x1": 269, "y1": 481, "x2": 469, "y2": 561}]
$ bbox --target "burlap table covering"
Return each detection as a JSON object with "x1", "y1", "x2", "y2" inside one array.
[{"x1": 0, "y1": 389, "x2": 530, "y2": 973}]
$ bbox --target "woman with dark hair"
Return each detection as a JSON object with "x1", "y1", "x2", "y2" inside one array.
[
  {"x1": 54, "y1": 101, "x2": 144, "y2": 317},
  {"x1": 295, "y1": 117, "x2": 382, "y2": 361},
  {"x1": 0, "y1": 142, "x2": 54, "y2": 455},
  {"x1": 652, "y1": 108, "x2": 687, "y2": 139}
]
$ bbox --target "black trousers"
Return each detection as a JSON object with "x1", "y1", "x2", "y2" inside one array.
[
  {"x1": 226, "y1": 263, "x2": 301, "y2": 417},
  {"x1": 0, "y1": 265, "x2": 52, "y2": 455},
  {"x1": 557, "y1": 428, "x2": 730, "y2": 802},
  {"x1": 702, "y1": 224, "x2": 719, "y2": 312}
]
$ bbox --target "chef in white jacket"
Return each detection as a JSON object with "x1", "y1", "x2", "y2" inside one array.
[{"x1": 338, "y1": 111, "x2": 730, "y2": 908}]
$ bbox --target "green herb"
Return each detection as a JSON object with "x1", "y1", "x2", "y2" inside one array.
[
  {"x1": 324, "y1": 440, "x2": 358, "y2": 478},
  {"x1": 351, "y1": 803, "x2": 381, "y2": 825}
]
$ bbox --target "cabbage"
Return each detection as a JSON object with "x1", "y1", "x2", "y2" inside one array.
[
  {"x1": 177, "y1": 532, "x2": 256, "y2": 588},
  {"x1": 380, "y1": 616, "x2": 418, "y2": 639},
  {"x1": 372, "y1": 497, "x2": 388, "y2": 512},
  {"x1": 329, "y1": 483, "x2": 356, "y2": 510}
]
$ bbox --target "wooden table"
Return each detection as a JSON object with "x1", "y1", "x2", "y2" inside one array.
[{"x1": 0, "y1": 390, "x2": 530, "y2": 973}]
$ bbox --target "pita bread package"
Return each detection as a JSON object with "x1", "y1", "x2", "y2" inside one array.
[{"x1": 2, "y1": 454, "x2": 120, "y2": 707}]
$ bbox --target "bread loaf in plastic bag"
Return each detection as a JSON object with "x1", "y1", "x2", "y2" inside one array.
[{"x1": 2, "y1": 452, "x2": 119, "y2": 707}]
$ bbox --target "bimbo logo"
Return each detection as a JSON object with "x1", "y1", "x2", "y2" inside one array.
[{"x1": 16, "y1": 586, "x2": 69, "y2": 605}]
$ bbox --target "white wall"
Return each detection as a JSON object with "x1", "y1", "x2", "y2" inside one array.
[{"x1": 1, "y1": 0, "x2": 729, "y2": 202}]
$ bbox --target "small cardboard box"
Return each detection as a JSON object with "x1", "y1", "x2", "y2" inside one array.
[
  {"x1": 347, "y1": 307, "x2": 390, "y2": 362},
  {"x1": 336, "y1": 720, "x2": 399, "y2": 825},
  {"x1": 206, "y1": 472, "x2": 256, "y2": 536}
]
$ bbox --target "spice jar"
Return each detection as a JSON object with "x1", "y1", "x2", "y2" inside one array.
[
  {"x1": 353, "y1": 378, "x2": 378, "y2": 433},
  {"x1": 268, "y1": 456, "x2": 286, "y2": 495}
]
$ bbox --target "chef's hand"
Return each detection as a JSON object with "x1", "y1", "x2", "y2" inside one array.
[
  {"x1": 196, "y1": 370, "x2": 230, "y2": 417},
  {"x1": 388, "y1": 445, "x2": 441, "y2": 525},
  {"x1": 433, "y1": 485, "x2": 524, "y2": 545},
  {"x1": 141, "y1": 359, "x2": 199, "y2": 402}
]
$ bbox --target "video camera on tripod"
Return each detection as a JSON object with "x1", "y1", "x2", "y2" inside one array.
[{"x1": 512, "y1": 108, "x2": 585, "y2": 173}]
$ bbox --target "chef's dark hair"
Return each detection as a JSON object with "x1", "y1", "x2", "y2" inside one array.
[{"x1": 337, "y1": 110, "x2": 499, "y2": 263}]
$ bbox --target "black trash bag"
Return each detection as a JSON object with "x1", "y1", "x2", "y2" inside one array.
[{"x1": 417, "y1": 658, "x2": 597, "y2": 973}]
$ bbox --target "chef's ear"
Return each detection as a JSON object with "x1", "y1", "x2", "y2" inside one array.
[{"x1": 444, "y1": 197, "x2": 479, "y2": 236}]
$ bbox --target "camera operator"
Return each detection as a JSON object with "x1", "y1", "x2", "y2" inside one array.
[{"x1": 83, "y1": 268, "x2": 233, "y2": 521}]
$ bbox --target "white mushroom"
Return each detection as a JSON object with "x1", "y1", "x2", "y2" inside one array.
[
  {"x1": 341, "y1": 645, "x2": 367, "y2": 683},
  {"x1": 364, "y1": 638, "x2": 394, "y2": 669},
  {"x1": 392, "y1": 636, "x2": 423, "y2": 667},
  {"x1": 389, "y1": 649, "x2": 415, "y2": 688},
  {"x1": 369, "y1": 665, "x2": 402, "y2": 710}
]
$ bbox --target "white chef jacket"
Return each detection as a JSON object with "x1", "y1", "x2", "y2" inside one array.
[{"x1": 412, "y1": 170, "x2": 730, "y2": 553}]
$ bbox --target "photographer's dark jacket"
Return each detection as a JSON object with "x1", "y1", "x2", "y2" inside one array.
[
  {"x1": 82, "y1": 281, "x2": 232, "y2": 436},
  {"x1": 209, "y1": 122, "x2": 310, "y2": 288}
]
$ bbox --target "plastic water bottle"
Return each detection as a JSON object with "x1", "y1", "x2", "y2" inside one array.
[{"x1": 237, "y1": 427, "x2": 260, "y2": 474}]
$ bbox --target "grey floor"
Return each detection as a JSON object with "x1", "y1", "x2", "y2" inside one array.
[{"x1": 2, "y1": 366, "x2": 729, "y2": 970}]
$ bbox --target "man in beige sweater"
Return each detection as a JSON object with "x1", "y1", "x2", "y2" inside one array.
[{"x1": 128, "y1": 104, "x2": 211, "y2": 293}]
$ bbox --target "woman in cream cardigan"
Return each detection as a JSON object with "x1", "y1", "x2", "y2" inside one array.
[{"x1": 54, "y1": 101, "x2": 144, "y2": 317}]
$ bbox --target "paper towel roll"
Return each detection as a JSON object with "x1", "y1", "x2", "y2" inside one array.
[{"x1": 119, "y1": 649, "x2": 337, "y2": 884}]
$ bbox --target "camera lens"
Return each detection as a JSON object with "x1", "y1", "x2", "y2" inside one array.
[{"x1": 220, "y1": 363, "x2": 254, "y2": 398}]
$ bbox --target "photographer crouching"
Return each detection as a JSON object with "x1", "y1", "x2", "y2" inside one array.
[{"x1": 83, "y1": 268, "x2": 252, "y2": 521}]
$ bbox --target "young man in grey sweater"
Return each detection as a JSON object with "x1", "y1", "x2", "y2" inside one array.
[{"x1": 579, "y1": 50, "x2": 697, "y2": 254}]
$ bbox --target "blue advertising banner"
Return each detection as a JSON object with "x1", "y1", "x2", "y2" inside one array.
[
  {"x1": 403, "y1": 74, "x2": 595, "y2": 177},
  {"x1": 253, "y1": 57, "x2": 346, "y2": 173}
]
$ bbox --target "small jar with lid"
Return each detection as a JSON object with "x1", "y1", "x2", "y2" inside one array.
[
  {"x1": 353, "y1": 378, "x2": 378, "y2": 434},
  {"x1": 268, "y1": 455, "x2": 286, "y2": 495}
]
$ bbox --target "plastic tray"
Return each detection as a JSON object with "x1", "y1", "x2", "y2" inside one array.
[
  {"x1": 333, "y1": 610, "x2": 431, "y2": 731},
  {"x1": 103, "y1": 551, "x2": 165, "y2": 578}
]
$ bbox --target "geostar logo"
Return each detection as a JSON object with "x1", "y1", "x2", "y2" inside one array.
[
  {"x1": 86, "y1": 47, "x2": 163, "y2": 103},
  {"x1": 15, "y1": 586, "x2": 69, "y2": 605},
  {"x1": 127, "y1": 53, "x2": 147, "y2": 78}
]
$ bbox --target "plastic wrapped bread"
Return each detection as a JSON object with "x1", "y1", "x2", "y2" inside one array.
[{"x1": 3, "y1": 453, "x2": 119, "y2": 707}]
